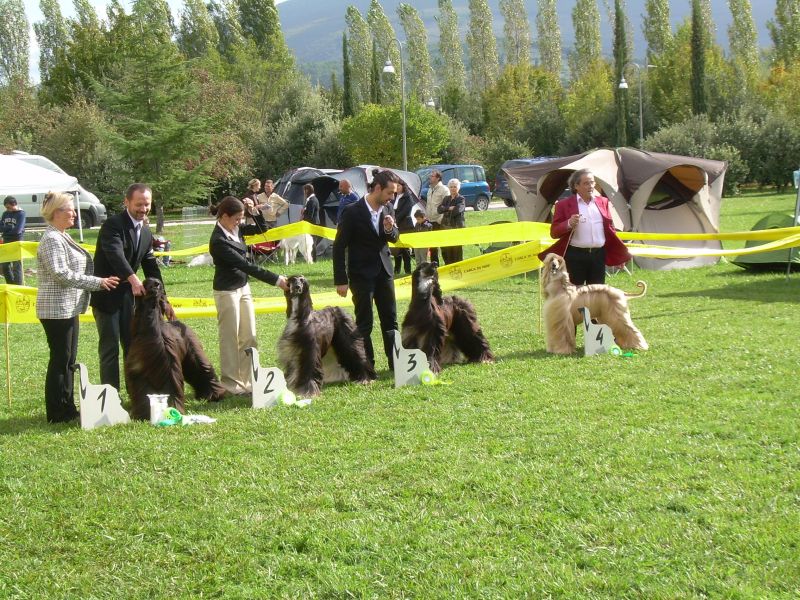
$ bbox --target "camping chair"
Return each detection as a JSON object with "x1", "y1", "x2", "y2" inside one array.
[{"x1": 250, "y1": 240, "x2": 280, "y2": 265}]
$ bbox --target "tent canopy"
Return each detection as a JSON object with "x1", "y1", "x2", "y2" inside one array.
[
  {"x1": 0, "y1": 155, "x2": 79, "y2": 195},
  {"x1": 504, "y1": 147, "x2": 728, "y2": 270},
  {"x1": 731, "y1": 212, "x2": 800, "y2": 270}
]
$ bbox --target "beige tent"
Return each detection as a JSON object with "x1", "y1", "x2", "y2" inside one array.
[{"x1": 504, "y1": 148, "x2": 728, "y2": 270}]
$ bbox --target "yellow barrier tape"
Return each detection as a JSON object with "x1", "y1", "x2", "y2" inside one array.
[
  {"x1": 627, "y1": 232, "x2": 800, "y2": 258},
  {"x1": 0, "y1": 241, "x2": 545, "y2": 324},
  {"x1": 618, "y1": 226, "x2": 800, "y2": 242}
]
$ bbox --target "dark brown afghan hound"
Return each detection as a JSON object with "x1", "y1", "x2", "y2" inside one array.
[
  {"x1": 125, "y1": 278, "x2": 226, "y2": 420},
  {"x1": 277, "y1": 275, "x2": 376, "y2": 397},
  {"x1": 401, "y1": 262, "x2": 494, "y2": 373}
]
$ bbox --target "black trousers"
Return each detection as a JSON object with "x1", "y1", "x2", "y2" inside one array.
[
  {"x1": 428, "y1": 222, "x2": 442, "y2": 265},
  {"x1": 349, "y1": 274, "x2": 398, "y2": 368},
  {"x1": 93, "y1": 292, "x2": 134, "y2": 391},
  {"x1": 565, "y1": 245, "x2": 606, "y2": 285},
  {"x1": 40, "y1": 317, "x2": 80, "y2": 423}
]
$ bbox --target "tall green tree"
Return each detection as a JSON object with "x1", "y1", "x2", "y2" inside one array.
[
  {"x1": 613, "y1": 0, "x2": 628, "y2": 146},
  {"x1": 769, "y1": 0, "x2": 800, "y2": 66},
  {"x1": 398, "y1": 3, "x2": 433, "y2": 103},
  {"x1": 500, "y1": 0, "x2": 531, "y2": 66},
  {"x1": 367, "y1": 0, "x2": 399, "y2": 104},
  {"x1": 345, "y1": 6, "x2": 372, "y2": 110},
  {"x1": 132, "y1": 0, "x2": 175, "y2": 45},
  {"x1": 727, "y1": 0, "x2": 759, "y2": 90},
  {"x1": 569, "y1": 0, "x2": 601, "y2": 80},
  {"x1": 536, "y1": 0, "x2": 561, "y2": 75},
  {"x1": 436, "y1": 0, "x2": 466, "y2": 114},
  {"x1": 370, "y1": 39, "x2": 383, "y2": 104},
  {"x1": 466, "y1": 0, "x2": 500, "y2": 91},
  {"x1": 691, "y1": 0, "x2": 707, "y2": 114},
  {"x1": 342, "y1": 32, "x2": 354, "y2": 117},
  {"x1": 0, "y1": 0, "x2": 30, "y2": 83},
  {"x1": 207, "y1": 0, "x2": 244, "y2": 58},
  {"x1": 34, "y1": 0, "x2": 69, "y2": 83},
  {"x1": 177, "y1": 0, "x2": 220, "y2": 59},
  {"x1": 95, "y1": 28, "x2": 213, "y2": 226},
  {"x1": 643, "y1": 0, "x2": 671, "y2": 62},
  {"x1": 237, "y1": 0, "x2": 291, "y2": 65}
]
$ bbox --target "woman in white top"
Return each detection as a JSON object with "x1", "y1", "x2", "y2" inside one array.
[{"x1": 36, "y1": 192, "x2": 119, "y2": 423}]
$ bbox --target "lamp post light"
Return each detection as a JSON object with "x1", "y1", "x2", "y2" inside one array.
[
  {"x1": 426, "y1": 85, "x2": 442, "y2": 110},
  {"x1": 382, "y1": 39, "x2": 407, "y2": 171},
  {"x1": 618, "y1": 62, "x2": 654, "y2": 148}
]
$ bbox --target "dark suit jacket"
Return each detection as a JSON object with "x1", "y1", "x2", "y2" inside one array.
[
  {"x1": 538, "y1": 194, "x2": 631, "y2": 265},
  {"x1": 332, "y1": 197, "x2": 399, "y2": 286},
  {"x1": 90, "y1": 210, "x2": 163, "y2": 313},
  {"x1": 394, "y1": 193, "x2": 415, "y2": 232},
  {"x1": 209, "y1": 216, "x2": 280, "y2": 292}
]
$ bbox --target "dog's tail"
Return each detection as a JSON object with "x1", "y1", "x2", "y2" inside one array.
[{"x1": 625, "y1": 281, "x2": 647, "y2": 298}]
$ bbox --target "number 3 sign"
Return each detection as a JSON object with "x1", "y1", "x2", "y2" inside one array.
[{"x1": 390, "y1": 330, "x2": 431, "y2": 388}]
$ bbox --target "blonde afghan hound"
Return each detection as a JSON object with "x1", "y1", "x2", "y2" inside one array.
[{"x1": 541, "y1": 253, "x2": 649, "y2": 355}]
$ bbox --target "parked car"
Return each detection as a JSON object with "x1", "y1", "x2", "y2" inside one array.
[
  {"x1": 8, "y1": 151, "x2": 107, "y2": 227},
  {"x1": 416, "y1": 164, "x2": 492, "y2": 211},
  {"x1": 494, "y1": 157, "x2": 556, "y2": 207}
]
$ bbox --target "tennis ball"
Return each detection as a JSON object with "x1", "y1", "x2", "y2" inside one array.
[
  {"x1": 279, "y1": 390, "x2": 296, "y2": 405},
  {"x1": 419, "y1": 369, "x2": 436, "y2": 385},
  {"x1": 609, "y1": 345, "x2": 622, "y2": 356}
]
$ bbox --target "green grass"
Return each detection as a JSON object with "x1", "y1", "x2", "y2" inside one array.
[{"x1": 1, "y1": 191, "x2": 799, "y2": 598}]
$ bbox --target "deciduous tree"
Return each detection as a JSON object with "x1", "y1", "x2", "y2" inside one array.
[
  {"x1": 398, "y1": 3, "x2": 433, "y2": 103},
  {"x1": 34, "y1": 0, "x2": 69, "y2": 83},
  {"x1": 0, "y1": 0, "x2": 30, "y2": 83},
  {"x1": 691, "y1": 0, "x2": 707, "y2": 114},
  {"x1": 466, "y1": 0, "x2": 500, "y2": 91},
  {"x1": 536, "y1": 0, "x2": 561, "y2": 75},
  {"x1": 500, "y1": 0, "x2": 531, "y2": 66},
  {"x1": 436, "y1": 0, "x2": 466, "y2": 115},
  {"x1": 643, "y1": 0, "x2": 671, "y2": 62},
  {"x1": 177, "y1": 0, "x2": 220, "y2": 59},
  {"x1": 769, "y1": 0, "x2": 800, "y2": 66},
  {"x1": 569, "y1": 0, "x2": 601, "y2": 81},
  {"x1": 238, "y1": 0, "x2": 291, "y2": 66},
  {"x1": 345, "y1": 6, "x2": 372, "y2": 110},
  {"x1": 367, "y1": 0, "x2": 399, "y2": 103}
]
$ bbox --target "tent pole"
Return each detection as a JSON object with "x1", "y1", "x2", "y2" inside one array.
[{"x1": 787, "y1": 179, "x2": 800, "y2": 280}]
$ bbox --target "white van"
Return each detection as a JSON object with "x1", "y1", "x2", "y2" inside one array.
[{"x1": 8, "y1": 151, "x2": 108, "y2": 227}]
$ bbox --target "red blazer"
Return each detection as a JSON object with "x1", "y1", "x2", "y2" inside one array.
[{"x1": 538, "y1": 195, "x2": 631, "y2": 266}]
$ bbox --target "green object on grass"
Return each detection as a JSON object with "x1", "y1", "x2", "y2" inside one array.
[{"x1": 157, "y1": 408, "x2": 183, "y2": 427}]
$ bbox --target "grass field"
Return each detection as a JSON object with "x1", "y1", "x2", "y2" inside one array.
[{"x1": 1, "y1": 191, "x2": 799, "y2": 598}]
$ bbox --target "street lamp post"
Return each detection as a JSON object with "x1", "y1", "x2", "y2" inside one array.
[
  {"x1": 426, "y1": 85, "x2": 442, "y2": 110},
  {"x1": 618, "y1": 62, "x2": 653, "y2": 148},
  {"x1": 382, "y1": 39, "x2": 407, "y2": 171}
]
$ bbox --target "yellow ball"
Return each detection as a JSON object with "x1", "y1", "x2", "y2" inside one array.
[
  {"x1": 279, "y1": 390, "x2": 297, "y2": 405},
  {"x1": 419, "y1": 369, "x2": 436, "y2": 385}
]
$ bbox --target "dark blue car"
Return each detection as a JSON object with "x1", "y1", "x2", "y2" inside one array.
[{"x1": 416, "y1": 164, "x2": 492, "y2": 211}]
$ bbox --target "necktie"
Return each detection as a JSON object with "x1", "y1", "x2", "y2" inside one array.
[{"x1": 134, "y1": 223, "x2": 141, "y2": 252}]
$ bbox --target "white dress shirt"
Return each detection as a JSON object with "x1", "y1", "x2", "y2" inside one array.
[{"x1": 570, "y1": 196, "x2": 606, "y2": 248}]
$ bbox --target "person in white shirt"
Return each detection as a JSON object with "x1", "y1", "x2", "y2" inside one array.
[{"x1": 425, "y1": 170, "x2": 448, "y2": 265}]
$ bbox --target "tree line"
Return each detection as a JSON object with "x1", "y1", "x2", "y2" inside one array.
[{"x1": 1, "y1": 0, "x2": 799, "y2": 220}]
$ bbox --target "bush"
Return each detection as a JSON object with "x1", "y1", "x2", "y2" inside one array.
[{"x1": 479, "y1": 137, "x2": 532, "y2": 186}]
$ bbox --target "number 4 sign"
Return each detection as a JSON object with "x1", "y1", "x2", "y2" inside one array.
[
  {"x1": 580, "y1": 307, "x2": 616, "y2": 356},
  {"x1": 245, "y1": 347, "x2": 287, "y2": 408},
  {"x1": 390, "y1": 330, "x2": 431, "y2": 388}
]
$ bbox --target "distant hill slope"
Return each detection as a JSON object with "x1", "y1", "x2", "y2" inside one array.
[{"x1": 278, "y1": 0, "x2": 776, "y2": 66}]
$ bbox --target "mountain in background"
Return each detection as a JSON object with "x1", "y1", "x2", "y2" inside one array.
[{"x1": 277, "y1": 0, "x2": 776, "y2": 81}]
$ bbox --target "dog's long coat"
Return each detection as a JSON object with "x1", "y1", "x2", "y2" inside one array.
[
  {"x1": 125, "y1": 278, "x2": 226, "y2": 419},
  {"x1": 401, "y1": 262, "x2": 494, "y2": 373},
  {"x1": 541, "y1": 253, "x2": 648, "y2": 354},
  {"x1": 277, "y1": 275, "x2": 375, "y2": 396}
]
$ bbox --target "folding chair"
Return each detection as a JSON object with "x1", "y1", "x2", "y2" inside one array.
[{"x1": 250, "y1": 241, "x2": 280, "y2": 265}]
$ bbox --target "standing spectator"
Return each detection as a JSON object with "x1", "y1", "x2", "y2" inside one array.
[
  {"x1": 36, "y1": 192, "x2": 119, "y2": 423},
  {"x1": 537, "y1": 168, "x2": 630, "y2": 285},
  {"x1": 301, "y1": 184, "x2": 321, "y2": 260},
  {"x1": 392, "y1": 181, "x2": 415, "y2": 275},
  {"x1": 412, "y1": 209, "x2": 432, "y2": 265},
  {"x1": 209, "y1": 196, "x2": 288, "y2": 395},
  {"x1": 425, "y1": 170, "x2": 448, "y2": 265},
  {"x1": 243, "y1": 178, "x2": 261, "y2": 204},
  {"x1": 336, "y1": 179, "x2": 359, "y2": 224},
  {"x1": 256, "y1": 179, "x2": 289, "y2": 229},
  {"x1": 1, "y1": 196, "x2": 25, "y2": 285},
  {"x1": 438, "y1": 178, "x2": 466, "y2": 265},
  {"x1": 91, "y1": 183, "x2": 174, "y2": 391},
  {"x1": 333, "y1": 169, "x2": 400, "y2": 369}
]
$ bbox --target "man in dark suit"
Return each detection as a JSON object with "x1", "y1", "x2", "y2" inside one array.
[
  {"x1": 91, "y1": 183, "x2": 173, "y2": 390},
  {"x1": 333, "y1": 169, "x2": 400, "y2": 369},
  {"x1": 538, "y1": 168, "x2": 630, "y2": 285}
]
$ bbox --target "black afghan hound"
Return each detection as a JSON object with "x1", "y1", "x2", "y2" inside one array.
[
  {"x1": 125, "y1": 278, "x2": 226, "y2": 420},
  {"x1": 401, "y1": 262, "x2": 494, "y2": 373},
  {"x1": 277, "y1": 275, "x2": 376, "y2": 397}
]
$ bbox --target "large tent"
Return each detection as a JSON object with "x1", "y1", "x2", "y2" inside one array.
[
  {"x1": 310, "y1": 165, "x2": 422, "y2": 227},
  {"x1": 0, "y1": 155, "x2": 80, "y2": 219},
  {"x1": 504, "y1": 148, "x2": 728, "y2": 270}
]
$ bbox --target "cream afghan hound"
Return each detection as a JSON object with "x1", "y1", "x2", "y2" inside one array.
[{"x1": 541, "y1": 253, "x2": 649, "y2": 355}]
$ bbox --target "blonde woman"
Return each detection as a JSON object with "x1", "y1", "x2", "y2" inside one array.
[{"x1": 36, "y1": 192, "x2": 119, "y2": 423}]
